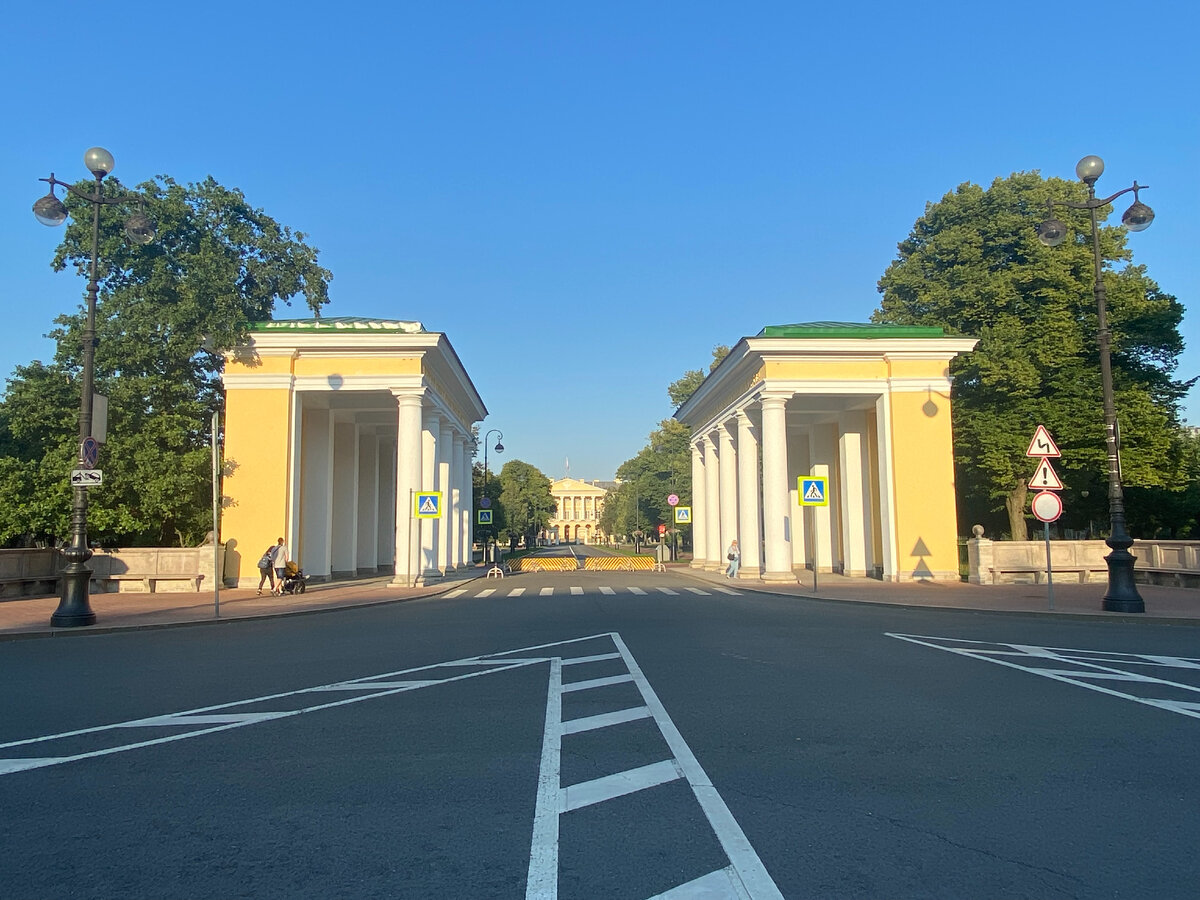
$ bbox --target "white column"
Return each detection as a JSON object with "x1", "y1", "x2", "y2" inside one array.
[
  {"x1": 703, "y1": 432, "x2": 722, "y2": 571},
  {"x1": 461, "y1": 439, "x2": 474, "y2": 567},
  {"x1": 838, "y1": 412, "x2": 873, "y2": 576},
  {"x1": 690, "y1": 442, "x2": 707, "y2": 568},
  {"x1": 299, "y1": 403, "x2": 333, "y2": 580},
  {"x1": 437, "y1": 421, "x2": 453, "y2": 573},
  {"x1": 420, "y1": 409, "x2": 440, "y2": 580},
  {"x1": 875, "y1": 394, "x2": 899, "y2": 581},
  {"x1": 376, "y1": 434, "x2": 395, "y2": 571},
  {"x1": 356, "y1": 426, "x2": 379, "y2": 574},
  {"x1": 809, "y1": 425, "x2": 839, "y2": 573},
  {"x1": 736, "y1": 410, "x2": 761, "y2": 577},
  {"x1": 450, "y1": 434, "x2": 465, "y2": 569},
  {"x1": 718, "y1": 420, "x2": 739, "y2": 560},
  {"x1": 331, "y1": 420, "x2": 358, "y2": 578},
  {"x1": 760, "y1": 395, "x2": 794, "y2": 582},
  {"x1": 391, "y1": 391, "x2": 423, "y2": 586}
]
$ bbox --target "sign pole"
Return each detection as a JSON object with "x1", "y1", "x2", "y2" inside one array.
[
  {"x1": 1044, "y1": 520, "x2": 1055, "y2": 610},
  {"x1": 212, "y1": 410, "x2": 220, "y2": 618}
]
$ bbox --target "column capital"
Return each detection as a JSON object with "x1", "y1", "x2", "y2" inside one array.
[{"x1": 390, "y1": 386, "x2": 426, "y2": 404}]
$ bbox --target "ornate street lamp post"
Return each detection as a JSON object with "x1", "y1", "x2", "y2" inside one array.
[
  {"x1": 1037, "y1": 155, "x2": 1154, "y2": 613},
  {"x1": 481, "y1": 429, "x2": 503, "y2": 564},
  {"x1": 33, "y1": 147, "x2": 155, "y2": 627}
]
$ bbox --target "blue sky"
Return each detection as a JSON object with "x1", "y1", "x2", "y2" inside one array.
[{"x1": 3, "y1": 1, "x2": 1196, "y2": 482}]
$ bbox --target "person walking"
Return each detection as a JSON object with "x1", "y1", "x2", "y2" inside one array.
[
  {"x1": 725, "y1": 539, "x2": 740, "y2": 579},
  {"x1": 256, "y1": 545, "x2": 276, "y2": 595},
  {"x1": 270, "y1": 537, "x2": 289, "y2": 596}
]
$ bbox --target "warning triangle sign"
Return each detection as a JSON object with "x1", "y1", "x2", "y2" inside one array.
[
  {"x1": 804, "y1": 481, "x2": 825, "y2": 502},
  {"x1": 419, "y1": 496, "x2": 439, "y2": 514},
  {"x1": 1029, "y1": 458, "x2": 1064, "y2": 491},
  {"x1": 1026, "y1": 425, "x2": 1061, "y2": 458}
]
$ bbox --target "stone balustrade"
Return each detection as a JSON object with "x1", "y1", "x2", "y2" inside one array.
[
  {"x1": 968, "y1": 537, "x2": 1200, "y2": 588},
  {"x1": 0, "y1": 543, "x2": 224, "y2": 598}
]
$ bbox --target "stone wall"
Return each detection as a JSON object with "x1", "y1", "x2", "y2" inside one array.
[{"x1": 0, "y1": 544, "x2": 224, "y2": 597}]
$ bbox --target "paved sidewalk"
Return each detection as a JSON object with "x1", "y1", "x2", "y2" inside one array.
[
  {"x1": 0, "y1": 568, "x2": 487, "y2": 640},
  {"x1": 677, "y1": 563, "x2": 1200, "y2": 623},
  {"x1": 2, "y1": 563, "x2": 1197, "y2": 640}
]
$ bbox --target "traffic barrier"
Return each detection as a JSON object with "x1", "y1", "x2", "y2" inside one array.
[
  {"x1": 508, "y1": 557, "x2": 579, "y2": 572},
  {"x1": 582, "y1": 556, "x2": 655, "y2": 572}
]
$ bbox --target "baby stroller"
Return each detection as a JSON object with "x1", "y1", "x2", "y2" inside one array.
[{"x1": 280, "y1": 560, "x2": 306, "y2": 595}]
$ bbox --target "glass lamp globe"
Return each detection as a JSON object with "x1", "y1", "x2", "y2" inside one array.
[
  {"x1": 1075, "y1": 155, "x2": 1105, "y2": 184},
  {"x1": 1037, "y1": 217, "x2": 1069, "y2": 247},
  {"x1": 33, "y1": 191, "x2": 69, "y2": 227},
  {"x1": 83, "y1": 147, "x2": 115, "y2": 177},
  {"x1": 1121, "y1": 201, "x2": 1155, "y2": 232},
  {"x1": 124, "y1": 210, "x2": 156, "y2": 245}
]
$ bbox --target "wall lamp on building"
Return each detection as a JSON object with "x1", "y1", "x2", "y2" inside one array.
[
  {"x1": 1037, "y1": 154, "x2": 1153, "y2": 614},
  {"x1": 33, "y1": 147, "x2": 155, "y2": 627}
]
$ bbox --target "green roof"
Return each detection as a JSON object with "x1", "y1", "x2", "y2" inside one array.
[
  {"x1": 757, "y1": 321, "x2": 945, "y2": 339},
  {"x1": 250, "y1": 316, "x2": 425, "y2": 333}
]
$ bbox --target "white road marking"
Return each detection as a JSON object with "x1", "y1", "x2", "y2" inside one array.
[
  {"x1": 657, "y1": 587, "x2": 679, "y2": 595},
  {"x1": 525, "y1": 657, "x2": 563, "y2": 900},
  {"x1": 561, "y1": 652, "x2": 621, "y2": 666},
  {"x1": 570, "y1": 586, "x2": 583, "y2": 595},
  {"x1": 561, "y1": 673, "x2": 634, "y2": 693},
  {"x1": 509, "y1": 588, "x2": 526, "y2": 597},
  {"x1": 560, "y1": 758, "x2": 682, "y2": 812},
  {"x1": 645, "y1": 866, "x2": 746, "y2": 899},
  {"x1": 444, "y1": 589, "x2": 468, "y2": 598},
  {"x1": 686, "y1": 588, "x2": 710, "y2": 595},
  {"x1": 711, "y1": 587, "x2": 741, "y2": 595},
  {"x1": 609, "y1": 633, "x2": 783, "y2": 899},
  {"x1": 560, "y1": 706, "x2": 651, "y2": 735},
  {"x1": 888, "y1": 633, "x2": 1200, "y2": 722},
  {"x1": 540, "y1": 587, "x2": 554, "y2": 596},
  {"x1": 477, "y1": 588, "x2": 496, "y2": 598},
  {"x1": 599, "y1": 586, "x2": 615, "y2": 595},
  {"x1": 628, "y1": 587, "x2": 647, "y2": 595}
]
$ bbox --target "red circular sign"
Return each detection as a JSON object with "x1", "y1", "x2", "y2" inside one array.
[
  {"x1": 658, "y1": 524, "x2": 667, "y2": 534},
  {"x1": 1031, "y1": 491, "x2": 1063, "y2": 523}
]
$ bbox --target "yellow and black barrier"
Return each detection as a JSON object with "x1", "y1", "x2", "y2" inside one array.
[
  {"x1": 507, "y1": 557, "x2": 579, "y2": 573},
  {"x1": 582, "y1": 556, "x2": 655, "y2": 572}
]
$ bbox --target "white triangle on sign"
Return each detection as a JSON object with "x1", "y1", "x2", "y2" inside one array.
[
  {"x1": 1029, "y1": 458, "x2": 1064, "y2": 491},
  {"x1": 419, "y1": 496, "x2": 438, "y2": 514},
  {"x1": 1026, "y1": 425, "x2": 1061, "y2": 458},
  {"x1": 804, "y1": 482, "x2": 825, "y2": 502}
]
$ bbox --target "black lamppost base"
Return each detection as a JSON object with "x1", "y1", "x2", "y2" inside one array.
[
  {"x1": 1102, "y1": 546, "x2": 1145, "y2": 614},
  {"x1": 52, "y1": 570, "x2": 97, "y2": 627}
]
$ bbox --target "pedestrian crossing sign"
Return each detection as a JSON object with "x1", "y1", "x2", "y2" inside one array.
[
  {"x1": 798, "y1": 476, "x2": 828, "y2": 507},
  {"x1": 674, "y1": 506, "x2": 691, "y2": 524},
  {"x1": 414, "y1": 491, "x2": 443, "y2": 518},
  {"x1": 477, "y1": 509, "x2": 493, "y2": 525}
]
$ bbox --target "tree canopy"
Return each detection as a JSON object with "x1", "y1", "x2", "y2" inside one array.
[
  {"x1": 874, "y1": 171, "x2": 1189, "y2": 539},
  {"x1": 0, "y1": 174, "x2": 332, "y2": 547},
  {"x1": 602, "y1": 419, "x2": 692, "y2": 544},
  {"x1": 497, "y1": 459, "x2": 554, "y2": 550},
  {"x1": 667, "y1": 345, "x2": 730, "y2": 408}
]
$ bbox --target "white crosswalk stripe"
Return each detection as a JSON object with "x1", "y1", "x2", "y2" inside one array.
[
  {"x1": 539, "y1": 587, "x2": 554, "y2": 596},
  {"x1": 599, "y1": 586, "x2": 615, "y2": 595},
  {"x1": 685, "y1": 587, "x2": 710, "y2": 595},
  {"x1": 508, "y1": 587, "x2": 525, "y2": 597},
  {"x1": 570, "y1": 586, "x2": 583, "y2": 595},
  {"x1": 628, "y1": 586, "x2": 647, "y2": 595},
  {"x1": 656, "y1": 587, "x2": 679, "y2": 595}
]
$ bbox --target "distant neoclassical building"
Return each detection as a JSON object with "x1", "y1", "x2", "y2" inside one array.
[
  {"x1": 220, "y1": 318, "x2": 487, "y2": 586},
  {"x1": 674, "y1": 322, "x2": 976, "y2": 582},
  {"x1": 548, "y1": 477, "x2": 611, "y2": 544}
]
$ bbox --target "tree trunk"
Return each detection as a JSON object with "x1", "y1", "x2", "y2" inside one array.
[{"x1": 1005, "y1": 481, "x2": 1029, "y2": 541}]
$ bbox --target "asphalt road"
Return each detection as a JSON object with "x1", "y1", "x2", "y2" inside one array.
[{"x1": 3, "y1": 569, "x2": 1198, "y2": 899}]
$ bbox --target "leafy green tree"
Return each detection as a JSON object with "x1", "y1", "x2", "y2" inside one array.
[
  {"x1": 612, "y1": 419, "x2": 693, "y2": 547},
  {"x1": 668, "y1": 345, "x2": 731, "y2": 408},
  {"x1": 875, "y1": 171, "x2": 1188, "y2": 540},
  {"x1": 0, "y1": 174, "x2": 331, "y2": 546},
  {"x1": 497, "y1": 459, "x2": 554, "y2": 551}
]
